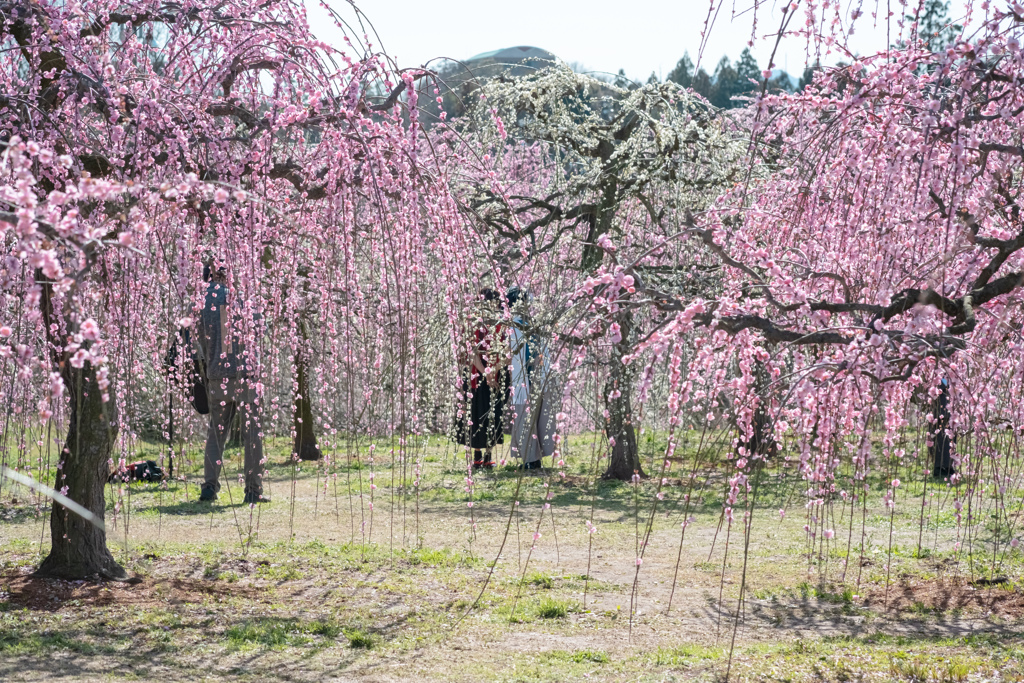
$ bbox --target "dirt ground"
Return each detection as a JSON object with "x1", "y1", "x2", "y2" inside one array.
[{"x1": 2, "y1": 444, "x2": 1023, "y2": 682}]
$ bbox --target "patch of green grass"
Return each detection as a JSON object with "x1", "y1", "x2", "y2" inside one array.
[
  {"x1": 523, "y1": 572, "x2": 554, "y2": 589},
  {"x1": 226, "y1": 617, "x2": 342, "y2": 650},
  {"x1": 542, "y1": 649, "x2": 609, "y2": 664},
  {"x1": 406, "y1": 546, "x2": 477, "y2": 569},
  {"x1": 226, "y1": 620, "x2": 293, "y2": 648},
  {"x1": 138, "y1": 609, "x2": 184, "y2": 629},
  {"x1": 535, "y1": 596, "x2": 571, "y2": 619},
  {"x1": 648, "y1": 643, "x2": 724, "y2": 666},
  {"x1": 255, "y1": 562, "x2": 302, "y2": 581},
  {"x1": 496, "y1": 594, "x2": 578, "y2": 623},
  {"x1": 793, "y1": 581, "x2": 854, "y2": 605},
  {"x1": 889, "y1": 652, "x2": 976, "y2": 682},
  {"x1": 344, "y1": 628, "x2": 376, "y2": 648},
  {"x1": 0, "y1": 624, "x2": 108, "y2": 656}
]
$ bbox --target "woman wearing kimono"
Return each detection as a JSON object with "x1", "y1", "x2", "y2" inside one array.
[
  {"x1": 506, "y1": 287, "x2": 557, "y2": 470},
  {"x1": 455, "y1": 289, "x2": 509, "y2": 469}
]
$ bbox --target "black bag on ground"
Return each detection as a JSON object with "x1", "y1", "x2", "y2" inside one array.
[{"x1": 109, "y1": 460, "x2": 164, "y2": 483}]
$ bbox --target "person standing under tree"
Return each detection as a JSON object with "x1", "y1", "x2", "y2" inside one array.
[
  {"x1": 455, "y1": 288, "x2": 508, "y2": 469},
  {"x1": 931, "y1": 378, "x2": 956, "y2": 479},
  {"x1": 506, "y1": 287, "x2": 558, "y2": 470},
  {"x1": 198, "y1": 264, "x2": 268, "y2": 504}
]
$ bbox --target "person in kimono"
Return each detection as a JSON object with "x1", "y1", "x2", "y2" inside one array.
[{"x1": 506, "y1": 287, "x2": 558, "y2": 470}]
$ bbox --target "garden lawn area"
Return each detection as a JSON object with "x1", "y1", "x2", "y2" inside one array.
[{"x1": 2, "y1": 434, "x2": 1023, "y2": 682}]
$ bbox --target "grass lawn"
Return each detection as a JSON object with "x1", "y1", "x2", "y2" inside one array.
[{"x1": 1, "y1": 432, "x2": 1023, "y2": 681}]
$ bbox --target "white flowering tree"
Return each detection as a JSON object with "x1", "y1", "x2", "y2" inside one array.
[{"x1": 453, "y1": 65, "x2": 746, "y2": 479}]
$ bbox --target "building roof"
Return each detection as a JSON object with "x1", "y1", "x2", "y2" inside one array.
[{"x1": 466, "y1": 46, "x2": 558, "y2": 64}]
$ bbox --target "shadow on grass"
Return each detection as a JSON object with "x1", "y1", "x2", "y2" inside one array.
[
  {"x1": 0, "y1": 608, "x2": 402, "y2": 682},
  {"x1": 0, "y1": 567, "x2": 415, "y2": 682},
  {"x1": 150, "y1": 499, "x2": 224, "y2": 516},
  {"x1": 0, "y1": 503, "x2": 45, "y2": 524},
  {"x1": 702, "y1": 580, "x2": 1024, "y2": 645}
]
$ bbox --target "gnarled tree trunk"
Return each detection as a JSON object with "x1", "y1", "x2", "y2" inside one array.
[
  {"x1": 293, "y1": 347, "x2": 321, "y2": 462},
  {"x1": 740, "y1": 361, "x2": 777, "y2": 460},
  {"x1": 35, "y1": 361, "x2": 126, "y2": 580},
  {"x1": 603, "y1": 312, "x2": 644, "y2": 480}
]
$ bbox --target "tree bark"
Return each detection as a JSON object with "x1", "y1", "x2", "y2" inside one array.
[
  {"x1": 293, "y1": 349, "x2": 321, "y2": 461},
  {"x1": 740, "y1": 361, "x2": 777, "y2": 460},
  {"x1": 602, "y1": 312, "x2": 644, "y2": 480},
  {"x1": 35, "y1": 361, "x2": 127, "y2": 580}
]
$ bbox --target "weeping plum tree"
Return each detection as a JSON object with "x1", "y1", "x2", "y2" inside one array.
[
  {"x1": 586, "y1": 7, "x2": 1024, "y2": 568},
  {"x1": 454, "y1": 66, "x2": 745, "y2": 479},
  {"x1": 0, "y1": 0, "x2": 460, "y2": 579}
]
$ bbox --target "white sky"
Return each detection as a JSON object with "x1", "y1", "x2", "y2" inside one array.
[{"x1": 307, "y1": 0, "x2": 976, "y2": 82}]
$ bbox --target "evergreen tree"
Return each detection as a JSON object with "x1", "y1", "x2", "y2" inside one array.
[
  {"x1": 691, "y1": 66, "x2": 713, "y2": 99},
  {"x1": 735, "y1": 48, "x2": 761, "y2": 88},
  {"x1": 613, "y1": 68, "x2": 633, "y2": 90},
  {"x1": 797, "y1": 62, "x2": 821, "y2": 91},
  {"x1": 709, "y1": 56, "x2": 739, "y2": 108},
  {"x1": 768, "y1": 70, "x2": 795, "y2": 93},
  {"x1": 667, "y1": 52, "x2": 694, "y2": 88},
  {"x1": 912, "y1": 0, "x2": 962, "y2": 51}
]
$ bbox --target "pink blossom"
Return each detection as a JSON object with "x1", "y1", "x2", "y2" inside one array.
[{"x1": 80, "y1": 319, "x2": 101, "y2": 341}]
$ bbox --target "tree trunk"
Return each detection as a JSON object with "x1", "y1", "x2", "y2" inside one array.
[
  {"x1": 293, "y1": 349, "x2": 321, "y2": 461},
  {"x1": 740, "y1": 361, "x2": 777, "y2": 460},
  {"x1": 580, "y1": 181, "x2": 617, "y2": 272},
  {"x1": 35, "y1": 361, "x2": 127, "y2": 580},
  {"x1": 602, "y1": 312, "x2": 643, "y2": 480}
]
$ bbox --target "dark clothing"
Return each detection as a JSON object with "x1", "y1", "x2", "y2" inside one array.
[
  {"x1": 203, "y1": 377, "x2": 264, "y2": 496},
  {"x1": 198, "y1": 280, "x2": 264, "y2": 497},
  {"x1": 165, "y1": 327, "x2": 209, "y2": 414},
  {"x1": 931, "y1": 379, "x2": 956, "y2": 478},
  {"x1": 455, "y1": 372, "x2": 508, "y2": 450},
  {"x1": 454, "y1": 321, "x2": 509, "y2": 450},
  {"x1": 199, "y1": 281, "x2": 256, "y2": 380}
]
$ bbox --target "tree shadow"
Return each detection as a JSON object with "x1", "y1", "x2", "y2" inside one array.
[
  {"x1": 0, "y1": 581, "x2": 417, "y2": 682},
  {"x1": 701, "y1": 580, "x2": 1024, "y2": 645},
  {"x1": 0, "y1": 502, "x2": 45, "y2": 524},
  {"x1": 150, "y1": 499, "x2": 225, "y2": 516}
]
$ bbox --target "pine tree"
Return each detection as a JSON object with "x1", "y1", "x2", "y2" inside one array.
[
  {"x1": 735, "y1": 48, "x2": 761, "y2": 89},
  {"x1": 691, "y1": 66, "x2": 713, "y2": 99},
  {"x1": 913, "y1": 0, "x2": 962, "y2": 51},
  {"x1": 613, "y1": 68, "x2": 632, "y2": 90},
  {"x1": 667, "y1": 53, "x2": 694, "y2": 88},
  {"x1": 797, "y1": 62, "x2": 821, "y2": 91},
  {"x1": 768, "y1": 70, "x2": 795, "y2": 93},
  {"x1": 710, "y1": 56, "x2": 738, "y2": 108}
]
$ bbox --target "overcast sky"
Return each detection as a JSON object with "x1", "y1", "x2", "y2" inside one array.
[{"x1": 307, "y1": 0, "x2": 976, "y2": 82}]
